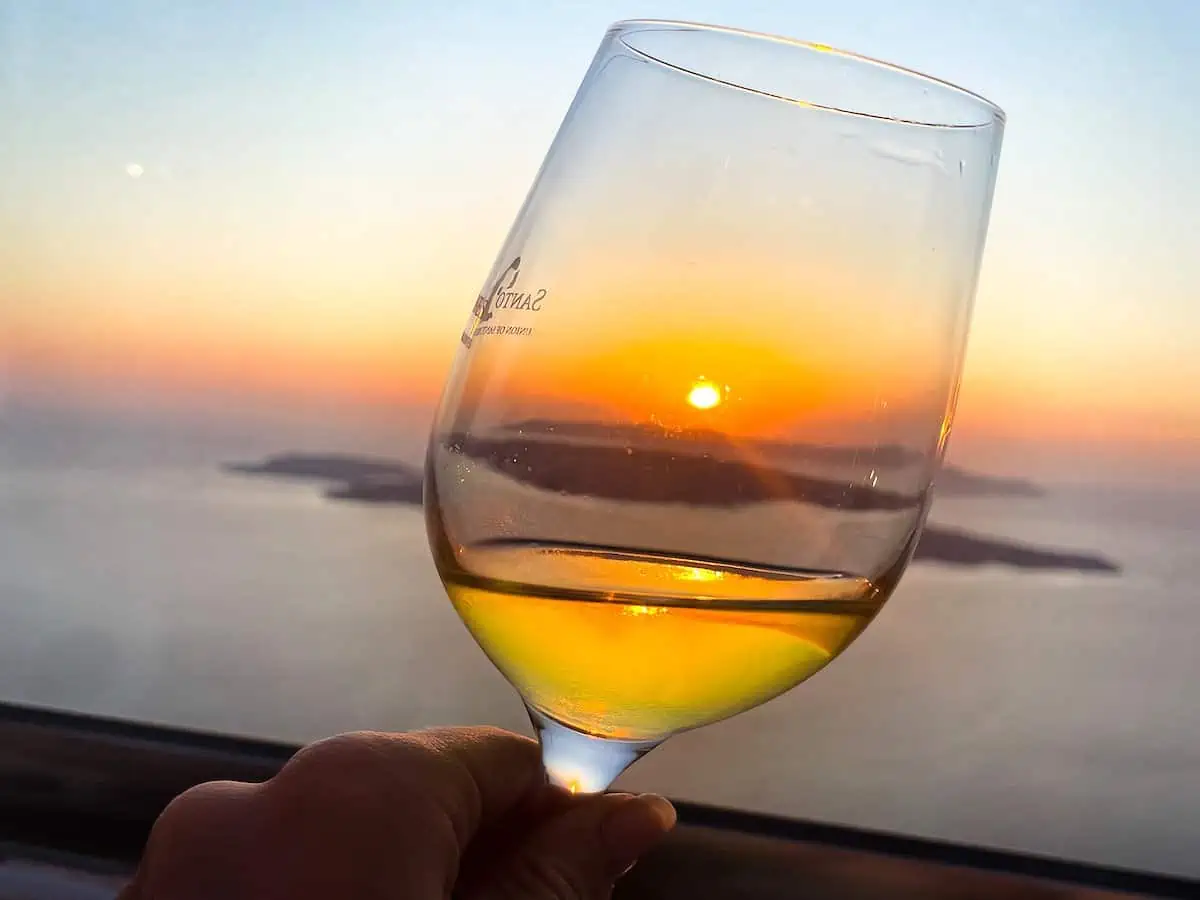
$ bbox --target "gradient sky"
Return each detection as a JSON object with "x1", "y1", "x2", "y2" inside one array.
[{"x1": 2, "y1": 1, "x2": 1198, "y2": 481}]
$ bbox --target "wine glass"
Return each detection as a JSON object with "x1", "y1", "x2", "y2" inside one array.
[{"x1": 425, "y1": 20, "x2": 1004, "y2": 794}]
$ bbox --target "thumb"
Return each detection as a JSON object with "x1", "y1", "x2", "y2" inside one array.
[{"x1": 465, "y1": 792, "x2": 676, "y2": 900}]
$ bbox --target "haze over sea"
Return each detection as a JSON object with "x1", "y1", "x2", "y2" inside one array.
[{"x1": 0, "y1": 405, "x2": 1196, "y2": 880}]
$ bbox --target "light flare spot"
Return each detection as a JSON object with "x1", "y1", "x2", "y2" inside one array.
[{"x1": 686, "y1": 381, "x2": 722, "y2": 410}]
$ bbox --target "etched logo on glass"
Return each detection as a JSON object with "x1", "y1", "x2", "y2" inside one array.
[{"x1": 461, "y1": 256, "x2": 547, "y2": 346}]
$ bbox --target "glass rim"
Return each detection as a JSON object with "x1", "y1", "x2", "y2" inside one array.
[{"x1": 611, "y1": 19, "x2": 1006, "y2": 130}]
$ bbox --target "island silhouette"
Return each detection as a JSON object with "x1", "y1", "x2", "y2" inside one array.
[
  {"x1": 225, "y1": 430, "x2": 1117, "y2": 575},
  {"x1": 488, "y1": 419, "x2": 1044, "y2": 498}
]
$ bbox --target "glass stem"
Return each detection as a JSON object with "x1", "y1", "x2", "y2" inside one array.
[{"x1": 526, "y1": 705, "x2": 662, "y2": 794}]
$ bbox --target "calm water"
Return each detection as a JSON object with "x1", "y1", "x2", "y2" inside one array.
[{"x1": 0, "y1": 415, "x2": 1197, "y2": 878}]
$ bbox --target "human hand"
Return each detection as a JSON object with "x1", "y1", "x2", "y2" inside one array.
[{"x1": 119, "y1": 726, "x2": 676, "y2": 899}]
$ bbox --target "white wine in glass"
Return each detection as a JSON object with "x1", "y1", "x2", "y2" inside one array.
[{"x1": 425, "y1": 20, "x2": 1004, "y2": 794}]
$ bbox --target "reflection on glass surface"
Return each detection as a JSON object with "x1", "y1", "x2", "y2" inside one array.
[{"x1": 1, "y1": 0, "x2": 1199, "y2": 883}]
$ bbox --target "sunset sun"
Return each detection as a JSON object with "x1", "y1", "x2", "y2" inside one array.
[{"x1": 686, "y1": 381, "x2": 722, "y2": 410}]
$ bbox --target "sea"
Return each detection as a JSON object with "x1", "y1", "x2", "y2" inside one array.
[{"x1": 0, "y1": 404, "x2": 1197, "y2": 879}]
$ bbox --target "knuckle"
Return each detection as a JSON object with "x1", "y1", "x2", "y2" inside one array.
[
  {"x1": 258, "y1": 731, "x2": 464, "y2": 889},
  {"x1": 262, "y1": 731, "x2": 461, "y2": 842},
  {"x1": 275, "y1": 731, "x2": 435, "y2": 796},
  {"x1": 139, "y1": 781, "x2": 259, "y2": 896},
  {"x1": 451, "y1": 724, "x2": 513, "y2": 743},
  {"x1": 287, "y1": 731, "x2": 400, "y2": 769},
  {"x1": 155, "y1": 780, "x2": 254, "y2": 833}
]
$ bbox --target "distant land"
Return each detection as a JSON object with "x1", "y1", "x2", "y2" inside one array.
[
  {"x1": 497, "y1": 419, "x2": 923, "y2": 470},
  {"x1": 225, "y1": 451, "x2": 1117, "y2": 574},
  {"x1": 225, "y1": 454, "x2": 424, "y2": 505},
  {"x1": 443, "y1": 433, "x2": 922, "y2": 511},
  {"x1": 493, "y1": 420, "x2": 1044, "y2": 498},
  {"x1": 909, "y1": 528, "x2": 1116, "y2": 572},
  {"x1": 935, "y1": 466, "x2": 1042, "y2": 498}
]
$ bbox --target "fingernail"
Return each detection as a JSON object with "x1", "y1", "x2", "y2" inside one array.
[{"x1": 600, "y1": 793, "x2": 676, "y2": 874}]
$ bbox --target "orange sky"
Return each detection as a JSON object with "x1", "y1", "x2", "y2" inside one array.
[
  {"x1": 3, "y1": 2, "x2": 1197, "y2": 482},
  {"x1": 3, "y1": 312, "x2": 455, "y2": 407},
  {"x1": 4, "y1": 273, "x2": 1197, "y2": 475}
]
